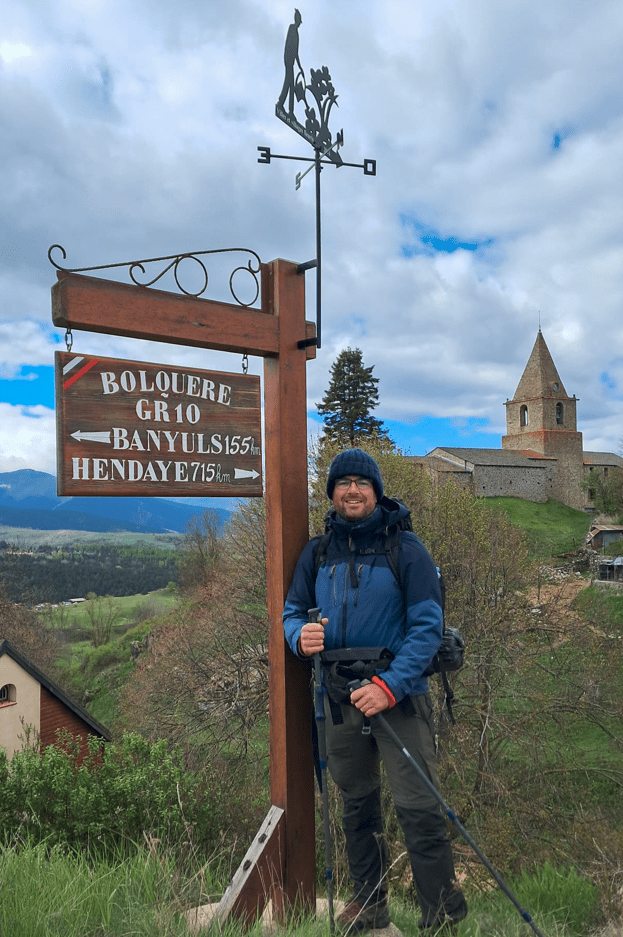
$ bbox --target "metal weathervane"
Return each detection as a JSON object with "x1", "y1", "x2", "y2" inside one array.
[{"x1": 258, "y1": 8, "x2": 376, "y2": 349}]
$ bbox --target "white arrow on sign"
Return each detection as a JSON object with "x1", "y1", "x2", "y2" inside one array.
[
  {"x1": 234, "y1": 468, "x2": 260, "y2": 480},
  {"x1": 71, "y1": 430, "x2": 112, "y2": 444}
]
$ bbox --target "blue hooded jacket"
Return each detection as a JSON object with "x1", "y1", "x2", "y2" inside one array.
[{"x1": 282, "y1": 497, "x2": 443, "y2": 701}]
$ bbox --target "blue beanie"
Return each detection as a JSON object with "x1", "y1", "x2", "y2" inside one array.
[{"x1": 326, "y1": 449, "x2": 384, "y2": 500}]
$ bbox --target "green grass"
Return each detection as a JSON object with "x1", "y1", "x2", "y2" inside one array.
[
  {"x1": 41, "y1": 588, "x2": 180, "y2": 634},
  {"x1": 0, "y1": 842, "x2": 192, "y2": 937},
  {"x1": 574, "y1": 583, "x2": 623, "y2": 628},
  {"x1": 41, "y1": 588, "x2": 184, "y2": 729},
  {"x1": 483, "y1": 497, "x2": 591, "y2": 557},
  {"x1": 0, "y1": 843, "x2": 601, "y2": 937}
]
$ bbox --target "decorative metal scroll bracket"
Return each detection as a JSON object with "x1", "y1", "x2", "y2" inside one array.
[{"x1": 48, "y1": 244, "x2": 263, "y2": 308}]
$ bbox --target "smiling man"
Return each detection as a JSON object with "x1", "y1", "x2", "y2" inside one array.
[
  {"x1": 332, "y1": 473, "x2": 377, "y2": 522},
  {"x1": 283, "y1": 448, "x2": 467, "y2": 933}
]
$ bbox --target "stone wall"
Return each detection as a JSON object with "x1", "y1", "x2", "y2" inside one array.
[
  {"x1": 472, "y1": 463, "x2": 554, "y2": 501},
  {"x1": 502, "y1": 428, "x2": 585, "y2": 509}
]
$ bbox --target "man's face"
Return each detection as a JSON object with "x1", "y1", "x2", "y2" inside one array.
[{"x1": 332, "y1": 475, "x2": 377, "y2": 522}]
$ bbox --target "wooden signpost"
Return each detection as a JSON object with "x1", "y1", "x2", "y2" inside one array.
[
  {"x1": 55, "y1": 352, "x2": 262, "y2": 497},
  {"x1": 51, "y1": 258, "x2": 317, "y2": 922}
]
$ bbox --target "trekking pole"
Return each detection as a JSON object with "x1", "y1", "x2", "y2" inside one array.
[
  {"x1": 309, "y1": 607, "x2": 335, "y2": 934},
  {"x1": 348, "y1": 679, "x2": 547, "y2": 937}
]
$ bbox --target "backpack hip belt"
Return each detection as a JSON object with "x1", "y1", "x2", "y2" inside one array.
[{"x1": 319, "y1": 647, "x2": 394, "y2": 705}]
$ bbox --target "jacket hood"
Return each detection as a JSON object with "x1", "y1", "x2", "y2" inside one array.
[{"x1": 378, "y1": 495, "x2": 411, "y2": 527}]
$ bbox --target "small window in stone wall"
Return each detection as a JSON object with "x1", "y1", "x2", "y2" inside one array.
[
  {"x1": 556, "y1": 402, "x2": 564, "y2": 425},
  {"x1": 0, "y1": 684, "x2": 16, "y2": 705},
  {"x1": 520, "y1": 405, "x2": 528, "y2": 427}
]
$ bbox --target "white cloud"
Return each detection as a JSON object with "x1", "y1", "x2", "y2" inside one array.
[
  {"x1": 0, "y1": 0, "x2": 622, "y2": 463},
  {"x1": 0, "y1": 42, "x2": 32, "y2": 64},
  {"x1": 0, "y1": 403, "x2": 56, "y2": 474}
]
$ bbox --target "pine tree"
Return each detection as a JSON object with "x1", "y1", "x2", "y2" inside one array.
[{"x1": 316, "y1": 347, "x2": 387, "y2": 446}]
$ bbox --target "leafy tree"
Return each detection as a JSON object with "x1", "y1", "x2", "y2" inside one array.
[
  {"x1": 122, "y1": 500, "x2": 270, "y2": 763},
  {"x1": 177, "y1": 510, "x2": 221, "y2": 593},
  {"x1": 581, "y1": 466, "x2": 623, "y2": 519},
  {"x1": 84, "y1": 592, "x2": 119, "y2": 647},
  {"x1": 223, "y1": 498, "x2": 267, "y2": 601},
  {"x1": 316, "y1": 347, "x2": 388, "y2": 446},
  {"x1": 0, "y1": 584, "x2": 61, "y2": 678}
]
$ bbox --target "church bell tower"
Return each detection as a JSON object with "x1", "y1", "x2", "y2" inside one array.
[{"x1": 503, "y1": 330, "x2": 585, "y2": 508}]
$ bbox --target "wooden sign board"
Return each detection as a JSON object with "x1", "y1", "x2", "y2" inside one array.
[{"x1": 55, "y1": 351, "x2": 262, "y2": 497}]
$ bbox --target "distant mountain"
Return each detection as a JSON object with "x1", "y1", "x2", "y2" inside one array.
[{"x1": 0, "y1": 470, "x2": 231, "y2": 534}]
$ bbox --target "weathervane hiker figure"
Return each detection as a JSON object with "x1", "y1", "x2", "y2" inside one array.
[
  {"x1": 277, "y1": 8, "x2": 303, "y2": 115},
  {"x1": 283, "y1": 449, "x2": 468, "y2": 933}
]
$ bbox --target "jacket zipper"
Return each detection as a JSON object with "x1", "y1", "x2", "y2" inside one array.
[
  {"x1": 353, "y1": 564, "x2": 364, "y2": 607},
  {"x1": 329, "y1": 565, "x2": 337, "y2": 605},
  {"x1": 341, "y1": 560, "x2": 349, "y2": 646}
]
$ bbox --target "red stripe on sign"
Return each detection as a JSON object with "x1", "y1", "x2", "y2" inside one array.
[{"x1": 63, "y1": 358, "x2": 100, "y2": 389}]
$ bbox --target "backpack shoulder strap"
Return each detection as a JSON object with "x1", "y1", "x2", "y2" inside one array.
[
  {"x1": 312, "y1": 530, "x2": 333, "y2": 578},
  {"x1": 311, "y1": 519, "x2": 421, "y2": 594},
  {"x1": 384, "y1": 525, "x2": 402, "y2": 586},
  {"x1": 437, "y1": 567, "x2": 446, "y2": 614}
]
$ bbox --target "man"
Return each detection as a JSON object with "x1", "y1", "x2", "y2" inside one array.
[
  {"x1": 277, "y1": 8, "x2": 303, "y2": 115},
  {"x1": 283, "y1": 449, "x2": 468, "y2": 933}
]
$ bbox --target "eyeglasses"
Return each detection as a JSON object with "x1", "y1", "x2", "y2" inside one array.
[{"x1": 335, "y1": 477, "x2": 373, "y2": 491}]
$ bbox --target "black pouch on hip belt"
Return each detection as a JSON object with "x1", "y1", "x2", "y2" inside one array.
[{"x1": 319, "y1": 646, "x2": 395, "y2": 704}]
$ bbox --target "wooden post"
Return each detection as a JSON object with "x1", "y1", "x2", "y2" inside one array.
[{"x1": 264, "y1": 260, "x2": 316, "y2": 915}]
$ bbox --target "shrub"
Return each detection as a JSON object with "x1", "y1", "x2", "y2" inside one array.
[{"x1": 0, "y1": 732, "x2": 227, "y2": 861}]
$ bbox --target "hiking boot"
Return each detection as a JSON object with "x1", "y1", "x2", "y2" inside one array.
[
  {"x1": 337, "y1": 899, "x2": 391, "y2": 933},
  {"x1": 418, "y1": 904, "x2": 467, "y2": 933}
]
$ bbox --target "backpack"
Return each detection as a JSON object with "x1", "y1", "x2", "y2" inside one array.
[{"x1": 312, "y1": 499, "x2": 465, "y2": 721}]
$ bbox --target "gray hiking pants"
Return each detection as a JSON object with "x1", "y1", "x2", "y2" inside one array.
[{"x1": 324, "y1": 692, "x2": 467, "y2": 926}]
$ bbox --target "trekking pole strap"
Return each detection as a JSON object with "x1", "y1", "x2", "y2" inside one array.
[{"x1": 441, "y1": 670, "x2": 456, "y2": 725}]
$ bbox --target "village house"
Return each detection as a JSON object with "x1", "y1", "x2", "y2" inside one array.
[
  {"x1": 0, "y1": 638, "x2": 111, "y2": 761},
  {"x1": 415, "y1": 331, "x2": 623, "y2": 512},
  {"x1": 586, "y1": 524, "x2": 623, "y2": 551}
]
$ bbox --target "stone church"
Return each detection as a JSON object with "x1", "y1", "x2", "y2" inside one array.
[{"x1": 418, "y1": 330, "x2": 623, "y2": 511}]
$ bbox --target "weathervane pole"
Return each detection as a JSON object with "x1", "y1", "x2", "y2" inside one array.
[
  {"x1": 258, "y1": 8, "x2": 376, "y2": 350},
  {"x1": 315, "y1": 146, "x2": 322, "y2": 348}
]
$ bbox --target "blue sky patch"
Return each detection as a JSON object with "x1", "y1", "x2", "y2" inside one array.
[
  {"x1": 421, "y1": 234, "x2": 479, "y2": 252},
  {"x1": 309, "y1": 413, "x2": 501, "y2": 456},
  {"x1": 400, "y1": 214, "x2": 493, "y2": 257},
  {"x1": 0, "y1": 365, "x2": 55, "y2": 409},
  {"x1": 551, "y1": 127, "x2": 572, "y2": 150}
]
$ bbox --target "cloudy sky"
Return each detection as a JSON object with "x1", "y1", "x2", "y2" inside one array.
[{"x1": 1, "y1": 0, "x2": 622, "y2": 478}]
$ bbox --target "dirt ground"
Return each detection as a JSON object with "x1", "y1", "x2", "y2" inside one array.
[{"x1": 529, "y1": 574, "x2": 591, "y2": 628}]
